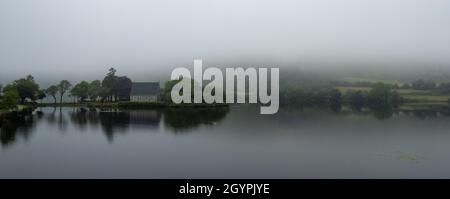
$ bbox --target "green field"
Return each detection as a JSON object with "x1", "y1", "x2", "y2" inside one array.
[
  {"x1": 400, "y1": 94, "x2": 449, "y2": 102},
  {"x1": 336, "y1": 86, "x2": 450, "y2": 103},
  {"x1": 341, "y1": 77, "x2": 401, "y2": 85}
]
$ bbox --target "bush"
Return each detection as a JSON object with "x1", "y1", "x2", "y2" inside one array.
[
  {"x1": 0, "y1": 90, "x2": 19, "y2": 110},
  {"x1": 366, "y1": 83, "x2": 393, "y2": 107}
]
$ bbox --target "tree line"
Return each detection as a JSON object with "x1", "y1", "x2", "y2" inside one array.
[
  {"x1": 0, "y1": 68, "x2": 132, "y2": 110},
  {"x1": 332, "y1": 79, "x2": 450, "y2": 94},
  {"x1": 68, "y1": 68, "x2": 132, "y2": 103},
  {"x1": 280, "y1": 82, "x2": 403, "y2": 109}
]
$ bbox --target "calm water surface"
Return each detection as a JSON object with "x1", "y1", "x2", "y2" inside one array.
[{"x1": 1, "y1": 106, "x2": 450, "y2": 178}]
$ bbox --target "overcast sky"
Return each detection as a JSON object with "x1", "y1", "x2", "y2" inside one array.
[{"x1": 1, "y1": 0, "x2": 450, "y2": 84}]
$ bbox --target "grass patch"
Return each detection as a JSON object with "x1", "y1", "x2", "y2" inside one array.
[
  {"x1": 395, "y1": 89, "x2": 428, "y2": 95},
  {"x1": 336, "y1": 86, "x2": 450, "y2": 103},
  {"x1": 401, "y1": 94, "x2": 449, "y2": 102}
]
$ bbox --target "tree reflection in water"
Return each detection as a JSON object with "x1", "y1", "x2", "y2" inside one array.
[
  {"x1": 98, "y1": 109, "x2": 131, "y2": 142},
  {"x1": 2, "y1": 105, "x2": 450, "y2": 147},
  {"x1": 61, "y1": 107, "x2": 229, "y2": 141},
  {"x1": 369, "y1": 105, "x2": 394, "y2": 120},
  {"x1": 0, "y1": 112, "x2": 37, "y2": 148},
  {"x1": 162, "y1": 107, "x2": 230, "y2": 133}
]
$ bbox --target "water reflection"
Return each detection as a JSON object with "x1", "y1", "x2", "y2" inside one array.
[
  {"x1": 1, "y1": 105, "x2": 450, "y2": 148},
  {"x1": 98, "y1": 110, "x2": 132, "y2": 141},
  {"x1": 293, "y1": 104, "x2": 450, "y2": 120},
  {"x1": 330, "y1": 104, "x2": 342, "y2": 114},
  {"x1": 403, "y1": 109, "x2": 446, "y2": 119},
  {"x1": 369, "y1": 105, "x2": 394, "y2": 120},
  {"x1": 46, "y1": 107, "x2": 228, "y2": 141},
  {"x1": 0, "y1": 112, "x2": 36, "y2": 148},
  {"x1": 162, "y1": 107, "x2": 230, "y2": 132}
]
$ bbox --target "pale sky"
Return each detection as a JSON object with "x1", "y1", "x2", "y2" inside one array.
[{"x1": 1, "y1": 0, "x2": 450, "y2": 84}]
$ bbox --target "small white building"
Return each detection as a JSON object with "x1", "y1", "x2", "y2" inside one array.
[{"x1": 130, "y1": 82, "x2": 160, "y2": 102}]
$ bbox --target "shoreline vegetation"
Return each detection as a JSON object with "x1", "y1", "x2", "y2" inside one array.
[
  {"x1": 37, "y1": 101, "x2": 229, "y2": 109},
  {"x1": 1, "y1": 67, "x2": 450, "y2": 121},
  {"x1": 0, "y1": 105, "x2": 34, "y2": 128}
]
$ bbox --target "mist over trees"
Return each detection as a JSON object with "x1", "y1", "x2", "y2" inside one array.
[
  {"x1": 280, "y1": 82, "x2": 404, "y2": 110},
  {"x1": 2, "y1": 66, "x2": 450, "y2": 113}
]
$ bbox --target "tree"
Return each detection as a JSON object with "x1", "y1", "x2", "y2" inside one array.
[
  {"x1": 46, "y1": 85, "x2": 59, "y2": 104},
  {"x1": 37, "y1": 89, "x2": 46, "y2": 103},
  {"x1": 0, "y1": 89, "x2": 19, "y2": 110},
  {"x1": 58, "y1": 80, "x2": 72, "y2": 104},
  {"x1": 6, "y1": 75, "x2": 40, "y2": 103},
  {"x1": 102, "y1": 68, "x2": 118, "y2": 101},
  {"x1": 113, "y1": 76, "x2": 132, "y2": 101},
  {"x1": 70, "y1": 81, "x2": 89, "y2": 102},
  {"x1": 88, "y1": 80, "x2": 102, "y2": 101},
  {"x1": 98, "y1": 86, "x2": 110, "y2": 103},
  {"x1": 367, "y1": 82, "x2": 393, "y2": 107},
  {"x1": 100, "y1": 68, "x2": 132, "y2": 101},
  {"x1": 162, "y1": 78, "x2": 197, "y2": 103},
  {"x1": 162, "y1": 79, "x2": 182, "y2": 103}
]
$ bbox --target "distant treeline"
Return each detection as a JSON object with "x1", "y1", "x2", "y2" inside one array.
[
  {"x1": 280, "y1": 82, "x2": 403, "y2": 109},
  {"x1": 331, "y1": 79, "x2": 450, "y2": 93},
  {"x1": 2, "y1": 68, "x2": 449, "y2": 111}
]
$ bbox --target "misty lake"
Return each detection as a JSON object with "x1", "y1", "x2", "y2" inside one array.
[{"x1": 1, "y1": 105, "x2": 450, "y2": 179}]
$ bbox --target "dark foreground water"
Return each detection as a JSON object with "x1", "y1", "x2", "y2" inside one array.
[{"x1": 1, "y1": 106, "x2": 450, "y2": 178}]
